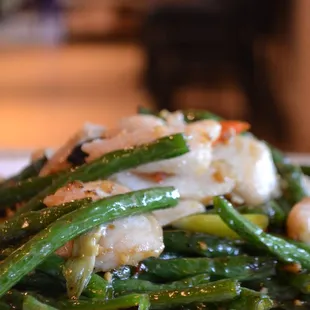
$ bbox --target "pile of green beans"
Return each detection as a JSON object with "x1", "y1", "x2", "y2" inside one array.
[{"x1": 1, "y1": 109, "x2": 310, "y2": 309}]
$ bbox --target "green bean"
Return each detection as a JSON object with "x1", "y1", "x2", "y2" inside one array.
[
  {"x1": 17, "y1": 271, "x2": 65, "y2": 293},
  {"x1": 141, "y1": 256, "x2": 276, "y2": 281},
  {"x1": 148, "y1": 279, "x2": 240, "y2": 309},
  {"x1": 23, "y1": 295, "x2": 58, "y2": 310},
  {"x1": 0, "y1": 199, "x2": 90, "y2": 246},
  {"x1": 0, "y1": 156, "x2": 47, "y2": 188},
  {"x1": 181, "y1": 109, "x2": 222, "y2": 122},
  {"x1": 35, "y1": 254, "x2": 108, "y2": 299},
  {"x1": 0, "y1": 242, "x2": 109, "y2": 299},
  {"x1": 270, "y1": 146, "x2": 306, "y2": 205},
  {"x1": 159, "y1": 252, "x2": 182, "y2": 259},
  {"x1": 109, "y1": 265, "x2": 133, "y2": 280},
  {"x1": 82, "y1": 273, "x2": 109, "y2": 299},
  {"x1": 0, "y1": 187, "x2": 179, "y2": 297},
  {"x1": 238, "y1": 200, "x2": 286, "y2": 227},
  {"x1": 301, "y1": 165, "x2": 310, "y2": 177},
  {"x1": 138, "y1": 295, "x2": 150, "y2": 310},
  {"x1": 0, "y1": 246, "x2": 18, "y2": 260},
  {"x1": 285, "y1": 272, "x2": 310, "y2": 294},
  {"x1": 288, "y1": 239, "x2": 310, "y2": 254},
  {"x1": 276, "y1": 300, "x2": 310, "y2": 310},
  {"x1": 0, "y1": 301, "x2": 10, "y2": 310},
  {"x1": 0, "y1": 290, "x2": 25, "y2": 310},
  {"x1": 245, "y1": 277, "x2": 299, "y2": 302},
  {"x1": 113, "y1": 273, "x2": 210, "y2": 296},
  {"x1": 35, "y1": 254, "x2": 65, "y2": 279},
  {"x1": 175, "y1": 304, "x2": 220, "y2": 310},
  {"x1": 227, "y1": 288, "x2": 273, "y2": 310},
  {"x1": 138, "y1": 106, "x2": 156, "y2": 115},
  {"x1": 275, "y1": 197, "x2": 291, "y2": 218},
  {"x1": 163, "y1": 230, "x2": 244, "y2": 257},
  {"x1": 58, "y1": 293, "x2": 149, "y2": 310},
  {"x1": 58, "y1": 280, "x2": 240, "y2": 310},
  {"x1": 0, "y1": 173, "x2": 58, "y2": 209},
  {"x1": 16, "y1": 133, "x2": 188, "y2": 215},
  {"x1": 214, "y1": 196, "x2": 310, "y2": 269},
  {"x1": 137, "y1": 106, "x2": 222, "y2": 122},
  {"x1": 63, "y1": 226, "x2": 103, "y2": 299}
]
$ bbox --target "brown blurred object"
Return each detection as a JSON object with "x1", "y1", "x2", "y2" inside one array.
[
  {"x1": 142, "y1": 0, "x2": 292, "y2": 147},
  {"x1": 0, "y1": 0, "x2": 310, "y2": 153},
  {"x1": 65, "y1": 0, "x2": 146, "y2": 41},
  {"x1": 287, "y1": 0, "x2": 310, "y2": 153},
  {"x1": 0, "y1": 44, "x2": 150, "y2": 150}
]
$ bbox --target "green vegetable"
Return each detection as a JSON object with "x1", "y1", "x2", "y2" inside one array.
[
  {"x1": 36, "y1": 254, "x2": 108, "y2": 299},
  {"x1": 246, "y1": 277, "x2": 299, "y2": 302},
  {"x1": 0, "y1": 173, "x2": 57, "y2": 209},
  {"x1": 301, "y1": 165, "x2": 310, "y2": 176},
  {"x1": 270, "y1": 147, "x2": 306, "y2": 205},
  {"x1": 0, "y1": 156, "x2": 47, "y2": 188},
  {"x1": 0, "y1": 290, "x2": 25, "y2": 310},
  {"x1": 0, "y1": 239, "x2": 108, "y2": 299},
  {"x1": 141, "y1": 256, "x2": 276, "y2": 281},
  {"x1": 58, "y1": 294, "x2": 149, "y2": 310},
  {"x1": 238, "y1": 200, "x2": 286, "y2": 227},
  {"x1": 214, "y1": 196, "x2": 310, "y2": 269},
  {"x1": 175, "y1": 304, "x2": 219, "y2": 310},
  {"x1": 276, "y1": 300, "x2": 310, "y2": 310},
  {"x1": 17, "y1": 271, "x2": 65, "y2": 293},
  {"x1": 59, "y1": 280, "x2": 240, "y2": 309},
  {"x1": 228, "y1": 288, "x2": 273, "y2": 310},
  {"x1": 0, "y1": 186, "x2": 179, "y2": 297},
  {"x1": 0, "y1": 301, "x2": 10, "y2": 310},
  {"x1": 1, "y1": 290, "x2": 24, "y2": 309},
  {"x1": 113, "y1": 273, "x2": 210, "y2": 295},
  {"x1": 16, "y1": 133, "x2": 188, "y2": 215},
  {"x1": 0, "y1": 199, "x2": 90, "y2": 247},
  {"x1": 163, "y1": 230, "x2": 243, "y2": 257},
  {"x1": 137, "y1": 106, "x2": 222, "y2": 122},
  {"x1": 181, "y1": 109, "x2": 222, "y2": 122},
  {"x1": 138, "y1": 106, "x2": 156, "y2": 115},
  {"x1": 63, "y1": 226, "x2": 103, "y2": 299},
  {"x1": 171, "y1": 213, "x2": 269, "y2": 239},
  {"x1": 285, "y1": 272, "x2": 310, "y2": 294},
  {"x1": 0, "y1": 246, "x2": 19, "y2": 259},
  {"x1": 109, "y1": 265, "x2": 133, "y2": 281},
  {"x1": 23, "y1": 295, "x2": 58, "y2": 310},
  {"x1": 138, "y1": 295, "x2": 150, "y2": 310},
  {"x1": 147, "y1": 279, "x2": 240, "y2": 309},
  {"x1": 288, "y1": 239, "x2": 310, "y2": 254}
]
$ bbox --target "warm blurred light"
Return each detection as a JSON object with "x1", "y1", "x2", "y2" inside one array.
[{"x1": 0, "y1": 45, "x2": 151, "y2": 149}]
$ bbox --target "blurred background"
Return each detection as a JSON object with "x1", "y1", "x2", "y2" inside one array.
[{"x1": 0, "y1": 0, "x2": 309, "y2": 152}]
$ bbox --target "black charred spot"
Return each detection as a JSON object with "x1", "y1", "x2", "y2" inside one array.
[{"x1": 67, "y1": 143, "x2": 88, "y2": 166}]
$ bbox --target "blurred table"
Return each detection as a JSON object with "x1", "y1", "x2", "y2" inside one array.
[{"x1": 0, "y1": 43, "x2": 150, "y2": 150}]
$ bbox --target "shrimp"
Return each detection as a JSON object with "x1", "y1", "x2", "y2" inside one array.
[
  {"x1": 112, "y1": 160, "x2": 235, "y2": 203},
  {"x1": 44, "y1": 180, "x2": 164, "y2": 273},
  {"x1": 213, "y1": 135, "x2": 280, "y2": 205},
  {"x1": 39, "y1": 122, "x2": 105, "y2": 176},
  {"x1": 287, "y1": 197, "x2": 310, "y2": 244},
  {"x1": 43, "y1": 180, "x2": 129, "y2": 207},
  {"x1": 152, "y1": 200, "x2": 205, "y2": 226},
  {"x1": 83, "y1": 114, "x2": 221, "y2": 176},
  {"x1": 94, "y1": 214, "x2": 163, "y2": 271}
]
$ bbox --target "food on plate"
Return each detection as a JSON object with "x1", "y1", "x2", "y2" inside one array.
[{"x1": 0, "y1": 108, "x2": 309, "y2": 309}]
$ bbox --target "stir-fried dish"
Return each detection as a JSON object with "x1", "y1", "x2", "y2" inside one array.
[{"x1": 1, "y1": 108, "x2": 310, "y2": 310}]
